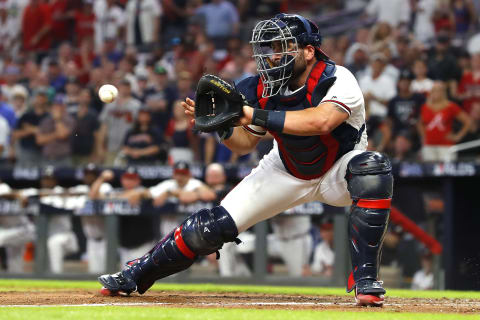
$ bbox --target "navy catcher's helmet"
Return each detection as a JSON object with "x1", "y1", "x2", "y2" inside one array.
[{"x1": 250, "y1": 13, "x2": 326, "y2": 98}]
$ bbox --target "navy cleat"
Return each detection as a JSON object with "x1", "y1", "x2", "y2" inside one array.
[
  {"x1": 99, "y1": 269, "x2": 137, "y2": 296},
  {"x1": 354, "y1": 279, "x2": 385, "y2": 307}
]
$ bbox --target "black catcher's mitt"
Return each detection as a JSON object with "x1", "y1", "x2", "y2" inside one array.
[{"x1": 194, "y1": 74, "x2": 245, "y2": 132}]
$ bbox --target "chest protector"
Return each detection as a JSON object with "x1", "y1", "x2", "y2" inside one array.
[{"x1": 237, "y1": 60, "x2": 364, "y2": 180}]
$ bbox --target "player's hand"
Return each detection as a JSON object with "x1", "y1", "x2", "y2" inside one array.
[
  {"x1": 101, "y1": 170, "x2": 114, "y2": 181},
  {"x1": 235, "y1": 105, "x2": 254, "y2": 126},
  {"x1": 181, "y1": 98, "x2": 196, "y2": 125}
]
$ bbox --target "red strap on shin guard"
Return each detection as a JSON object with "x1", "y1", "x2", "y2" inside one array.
[
  {"x1": 174, "y1": 226, "x2": 195, "y2": 259},
  {"x1": 357, "y1": 199, "x2": 391, "y2": 209}
]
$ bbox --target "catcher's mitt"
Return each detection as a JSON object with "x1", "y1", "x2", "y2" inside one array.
[{"x1": 194, "y1": 74, "x2": 245, "y2": 132}]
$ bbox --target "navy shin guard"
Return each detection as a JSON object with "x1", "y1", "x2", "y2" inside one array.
[
  {"x1": 346, "y1": 152, "x2": 393, "y2": 293},
  {"x1": 119, "y1": 206, "x2": 239, "y2": 294}
]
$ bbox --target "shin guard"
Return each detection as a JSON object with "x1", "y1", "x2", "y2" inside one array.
[{"x1": 346, "y1": 152, "x2": 393, "y2": 293}]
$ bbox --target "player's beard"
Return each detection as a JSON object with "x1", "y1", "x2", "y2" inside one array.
[{"x1": 289, "y1": 51, "x2": 307, "y2": 85}]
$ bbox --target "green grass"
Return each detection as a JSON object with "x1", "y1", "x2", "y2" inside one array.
[
  {"x1": 0, "y1": 279, "x2": 479, "y2": 300},
  {"x1": 0, "y1": 307, "x2": 478, "y2": 320}
]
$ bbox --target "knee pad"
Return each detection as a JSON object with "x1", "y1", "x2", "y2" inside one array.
[
  {"x1": 346, "y1": 152, "x2": 393, "y2": 292},
  {"x1": 127, "y1": 206, "x2": 239, "y2": 294}
]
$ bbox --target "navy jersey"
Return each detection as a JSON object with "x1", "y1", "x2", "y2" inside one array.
[{"x1": 236, "y1": 60, "x2": 367, "y2": 180}]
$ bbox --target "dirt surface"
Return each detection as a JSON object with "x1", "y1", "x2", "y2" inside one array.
[{"x1": 0, "y1": 290, "x2": 479, "y2": 314}]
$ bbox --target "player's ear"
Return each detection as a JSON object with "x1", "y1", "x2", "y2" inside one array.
[{"x1": 304, "y1": 45, "x2": 316, "y2": 61}]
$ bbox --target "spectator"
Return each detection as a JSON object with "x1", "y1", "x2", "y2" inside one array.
[
  {"x1": 9, "y1": 85, "x2": 29, "y2": 117},
  {"x1": 94, "y1": 0, "x2": 126, "y2": 53},
  {"x1": 0, "y1": 115, "x2": 9, "y2": 165},
  {"x1": 125, "y1": 0, "x2": 162, "y2": 52},
  {"x1": 36, "y1": 95, "x2": 75, "y2": 166},
  {"x1": 74, "y1": 0, "x2": 95, "y2": 47},
  {"x1": 365, "y1": 0, "x2": 410, "y2": 28},
  {"x1": 148, "y1": 161, "x2": 216, "y2": 236},
  {"x1": 0, "y1": 3, "x2": 18, "y2": 56},
  {"x1": 451, "y1": 0, "x2": 477, "y2": 41},
  {"x1": 391, "y1": 130, "x2": 418, "y2": 162},
  {"x1": 311, "y1": 222, "x2": 334, "y2": 277},
  {"x1": 418, "y1": 81, "x2": 471, "y2": 162},
  {"x1": 174, "y1": 71, "x2": 194, "y2": 101},
  {"x1": 35, "y1": 166, "x2": 79, "y2": 274},
  {"x1": 411, "y1": 251, "x2": 434, "y2": 290},
  {"x1": 411, "y1": 59, "x2": 435, "y2": 96},
  {"x1": 165, "y1": 100, "x2": 197, "y2": 163},
  {"x1": 1, "y1": 65, "x2": 22, "y2": 102},
  {"x1": 47, "y1": 61, "x2": 68, "y2": 94},
  {"x1": 49, "y1": 0, "x2": 71, "y2": 47},
  {"x1": 64, "y1": 79, "x2": 82, "y2": 113},
  {"x1": 457, "y1": 53, "x2": 480, "y2": 114},
  {"x1": 22, "y1": 0, "x2": 52, "y2": 59},
  {"x1": 71, "y1": 164, "x2": 113, "y2": 273},
  {"x1": 359, "y1": 53, "x2": 396, "y2": 137},
  {"x1": 145, "y1": 65, "x2": 177, "y2": 132},
  {"x1": 379, "y1": 70, "x2": 425, "y2": 153},
  {"x1": 195, "y1": 0, "x2": 239, "y2": 48},
  {"x1": 0, "y1": 88, "x2": 17, "y2": 129},
  {"x1": 122, "y1": 107, "x2": 168, "y2": 165},
  {"x1": 91, "y1": 167, "x2": 159, "y2": 265},
  {"x1": 458, "y1": 102, "x2": 480, "y2": 160},
  {"x1": 426, "y1": 33, "x2": 463, "y2": 93},
  {"x1": 98, "y1": 80, "x2": 141, "y2": 165},
  {"x1": 71, "y1": 89, "x2": 100, "y2": 165},
  {"x1": 0, "y1": 181, "x2": 35, "y2": 273},
  {"x1": 345, "y1": 43, "x2": 369, "y2": 79},
  {"x1": 412, "y1": 0, "x2": 437, "y2": 45},
  {"x1": 160, "y1": 0, "x2": 192, "y2": 46},
  {"x1": 12, "y1": 89, "x2": 49, "y2": 166}
]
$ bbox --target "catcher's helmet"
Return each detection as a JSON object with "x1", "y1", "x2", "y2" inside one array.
[{"x1": 250, "y1": 13, "x2": 325, "y2": 98}]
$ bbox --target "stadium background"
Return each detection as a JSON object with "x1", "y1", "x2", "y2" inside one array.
[{"x1": 0, "y1": 0, "x2": 480, "y2": 310}]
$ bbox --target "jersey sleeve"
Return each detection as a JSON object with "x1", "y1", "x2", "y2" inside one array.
[
  {"x1": 149, "y1": 181, "x2": 172, "y2": 198},
  {"x1": 242, "y1": 125, "x2": 267, "y2": 137},
  {"x1": 320, "y1": 66, "x2": 364, "y2": 116}
]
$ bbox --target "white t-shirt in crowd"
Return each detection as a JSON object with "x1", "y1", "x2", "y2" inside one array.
[
  {"x1": 411, "y1": 78, "x2": 434, "y2": 96},
  {"x1": 0, "y1": 116, "x2": 10, "y2": 159},
  {"x1": 311, "y1": 241, "x2": 335, "y2": 274},
  {"x1": 411, "y1": 269, "x2": 434, "y2": 290},
  {"x1": 359, "y1": 72, "x2": 397, "y2": 118},
  {"x1": 149, "y1": 178, "x2": 204, "y2": 198},
  {"x1": 366, "y1": 0, "x2": 411, "y2": 27},
  {"x1": 413, "y1": 0, "x2": 437, "y2": 44}
]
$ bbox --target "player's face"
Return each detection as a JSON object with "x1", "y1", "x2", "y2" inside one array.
[
  {"x1": 173, "y1": 172, "x2": 190, "y2": 188},
  {"x1": 121, "y1": 176, "x2": 140, "y2": 190},
  {"x1": 269, "y1": 40, "x2": 296, "y2": 66}
]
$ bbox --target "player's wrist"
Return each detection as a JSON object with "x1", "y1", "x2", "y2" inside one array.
[{"x1": 251, "y1": 109, "x2": 286, "y2": 132}]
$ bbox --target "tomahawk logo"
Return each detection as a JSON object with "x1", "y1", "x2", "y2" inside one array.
[{"x1": 204, "y1": 227, "x2": 210, "y2": 233}]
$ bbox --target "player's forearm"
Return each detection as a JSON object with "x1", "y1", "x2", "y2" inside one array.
[
  {"x1": 223, "y1": 127, "x2": 260, "y2": 155},
  {"x1": 243, "y1": 103, "x2": 348, "y2": 136}
]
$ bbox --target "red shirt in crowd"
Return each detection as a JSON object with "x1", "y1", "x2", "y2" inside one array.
[
  {"x1": 74, "y1": 8, "x2": 95, "y2": 46},
  {"x1": 421, "y1": 101, "x2": 462, "y2": 146},
  {"x1": 458, "y1": 71, "x2": 480, "y2": 114},
  {"x1": 50, "y1": 0, "x2": 69, "y2": 43},
  {"x1": 22, "y1": 2, "x2": 52, "y2": 51}
]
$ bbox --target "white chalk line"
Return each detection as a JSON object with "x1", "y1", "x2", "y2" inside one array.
[{"x1": 0, "y1": 301, "x2": 479, "y2": 309}]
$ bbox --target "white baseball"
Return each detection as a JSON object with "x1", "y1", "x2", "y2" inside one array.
[{"x1": 98, "y1": 84, "x2": 118, "y2": 103}]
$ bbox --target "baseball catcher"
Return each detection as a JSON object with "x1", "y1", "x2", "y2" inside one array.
[{"x1": 99, "y1": 13, "x2": 393, "y2": 307}]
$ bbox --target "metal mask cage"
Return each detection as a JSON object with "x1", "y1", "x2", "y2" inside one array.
[{"x1": 250, "y1": 18, "x2": 299, "y2": 98}]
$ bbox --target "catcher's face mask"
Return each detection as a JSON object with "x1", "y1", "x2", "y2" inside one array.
[{"x1": 250, "y1": 17, "x2": 298, "y2": 98}]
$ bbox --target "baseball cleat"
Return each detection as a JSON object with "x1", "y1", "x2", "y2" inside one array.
[
  {"x1": 353, "y1": 279, "x2": 386, "y2": 307},
  {"x1": 98, "y1": 271, "x2": 137, "y2": 297},
  {"x1": 99, "y1": 287, "x2": 131, "y2": 297},
  {"x1": 355, "y1": 291, "x2": 385, "y2": 306}
]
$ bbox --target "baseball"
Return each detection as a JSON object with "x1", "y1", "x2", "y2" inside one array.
[{"x1": 98, "y1": 84, "x2": 118, "y2": 103}]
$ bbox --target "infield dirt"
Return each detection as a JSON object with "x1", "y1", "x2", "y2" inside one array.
[{"x1": 0, "y1": 290, "x2": 479, "y2": 314}]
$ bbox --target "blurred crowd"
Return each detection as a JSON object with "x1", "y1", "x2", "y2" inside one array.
[{"x1": 0, "y1": 0, "x2": 479, "y2": 167}]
